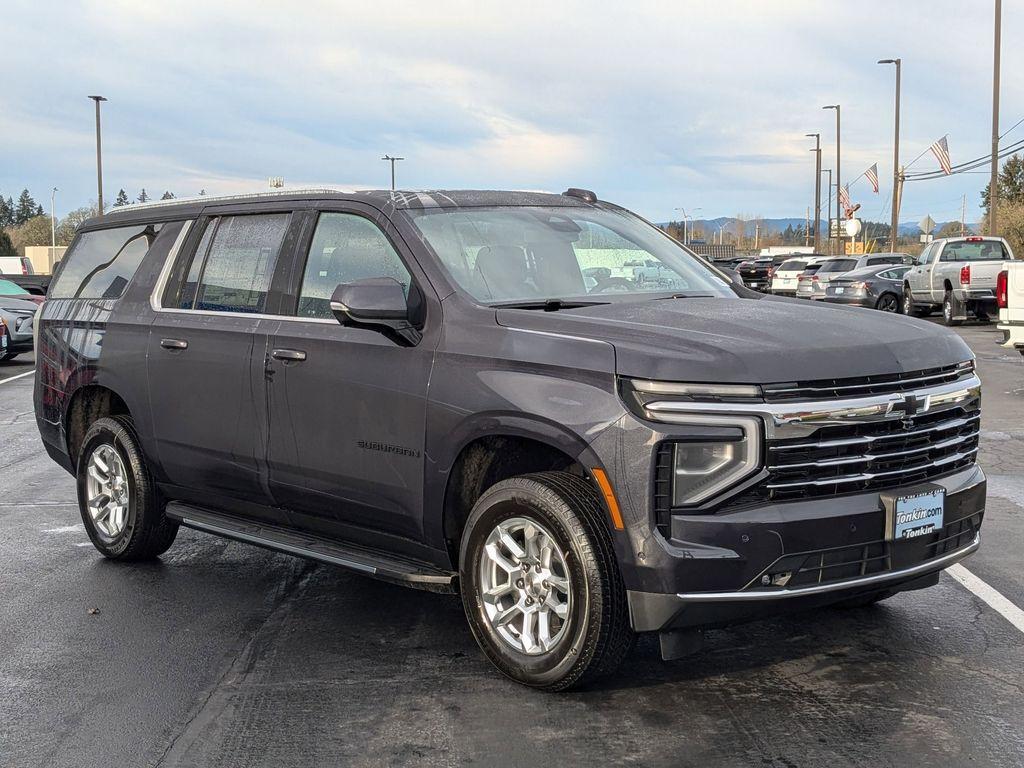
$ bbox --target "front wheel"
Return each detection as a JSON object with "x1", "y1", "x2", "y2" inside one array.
[
  {"x1": 459, "y1": 472, "x2": 633, "y2": 691},
  {"x1": 903, "y1": 286, "x2": 928, "y2": 317},
  {"x1": 76, "y1": 416, "x2": 178, "y2": 560}
]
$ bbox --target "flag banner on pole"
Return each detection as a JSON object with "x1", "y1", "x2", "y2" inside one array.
[
  {"x1": 865, "y1": 163, "x2": 879, "y2": 193},
  {"x1": 838, "y1": 185, "x2": 852, "y2": 214},
  {"x1": 930, "y1": 136, "x2": 952, "y2": 175}
]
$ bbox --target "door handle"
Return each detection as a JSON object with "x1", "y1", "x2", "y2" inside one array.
[
  {"x1": 160, "y1": 338, "x2": 188, "y2": 350},
  {"x1": 271, "y1": 348, "x2": 307, "y2": 362}
]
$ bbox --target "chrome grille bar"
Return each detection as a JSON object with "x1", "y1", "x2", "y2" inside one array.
[
  {"x1": 765, "y1": 446, "x2": 979, "y2": 490},
  {"x1": 769, "y1": 413, "x2": 980, "y2": 452},
  {"x1": 772, "y1": 429, "x2": 980, "y2": 470}
]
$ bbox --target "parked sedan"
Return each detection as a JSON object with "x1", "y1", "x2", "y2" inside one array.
[
  {"x1": 822, "y1": 264, "x2": 911, "y2": 312},
  {"x1": 0, "y1": 296, "x2": 38, "y2": 361}
]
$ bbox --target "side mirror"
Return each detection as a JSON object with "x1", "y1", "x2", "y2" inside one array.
[{"x1": 330, "y1": 277, "x2": 421, "y2": 345}]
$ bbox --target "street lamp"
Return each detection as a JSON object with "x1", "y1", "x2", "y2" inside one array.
[
  {"x1": 989, "y1": 0, "x2": 1002, "y2": 235},
  {"x1": 381, "y1": 155, "x2": 404, "y2": 191},
  {"x1": 823, "y1": 104, "x2": 841, "y2": 247},
  {"x1": 50, "y1": 187, "x2": 58, "y2": 251},
  {"x1": 88, "y1": 96, "x2": 107, "y2": 216},
  {"x1": 806, "y1": 133, "x2": 821, "y2": 252},
  {"x1": 878, "y1": 59, "x2": 902, "y2": 251},
  {"x1": 821, "y1": 168, "x2": 833, "y2": 254}
]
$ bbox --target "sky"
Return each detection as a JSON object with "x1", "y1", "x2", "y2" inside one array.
[{"x1": 1, "y1": 0, "x2": 1020, "y2": 225}]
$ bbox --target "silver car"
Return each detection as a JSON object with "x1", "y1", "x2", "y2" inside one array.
[{"x1": 0, "y1": 296, "x2": 38, "y2": 361}]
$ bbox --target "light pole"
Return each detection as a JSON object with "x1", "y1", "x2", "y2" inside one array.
[
  {"x1": 50, "y1": 187, "x2": 58, "y2": 251},
  {"x1": 878, "y1": 58, "x2": 901, "y2": 252},
  {"x1": 381, "y1": 155, "x2": 404, "y2": 191},
  {"x1": 823, "y1": 104, "x2": 841, "y2": 249},
  {"x1": 989, "y1": 0, "x2": 1002, "y2": 235},
  {"x1": 88, "y1": 96, "x2": 107, "y2": 217},
  {"x1": 822, "y1": 168, "x2": 832, "y2": 254},
  {"x1": 806, "y1": 133, "x2": 821, "y2": 252}
]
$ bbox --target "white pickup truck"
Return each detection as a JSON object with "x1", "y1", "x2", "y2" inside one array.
[
  {"x1": 903, "y1": 236, "x2": 1016, "y2": 325},
  {"x1": 997, "y1": 261, "x2": 1024, "y2": 356}
]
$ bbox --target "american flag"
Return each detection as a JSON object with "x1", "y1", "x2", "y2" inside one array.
[
  {"x1": 864, "y1": 163, "x2": 880, "y2": 193},
  {"x1": 838, "y1": 184, "x2": 852, "y2": 214},
  {"x1": 930, "y1": 136, "x2": 952, "y2": 175}
]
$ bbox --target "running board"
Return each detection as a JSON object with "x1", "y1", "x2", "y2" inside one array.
[{"x1": 165, "y1": 502, "x2": 457, "y2": 592}]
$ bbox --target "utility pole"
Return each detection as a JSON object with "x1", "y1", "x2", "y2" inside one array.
[
  {"x1": 88, "y1": 95, "x2": 107, "y2": 217},
  {"x1": 878, "y1": 58, "x2": 901, "y2": 252},
  {"x1": 50, "y1": 187, "x2": 58, "y2": 251},
  {"x1": 381, "y1": 155, "x2": 404, "y2": 191},
  {"x1": 989, "y1": 0, "x2": 1002, "y2": 235},
  {"x1": 806, "y1": 133, "x2": 821, "y2": 252},
  {"x1": 824, "y1": 105, "x2": 841, "y2": 252},
  {"x1": 754, "y1": 222, "x2": 761, "y2": 250}
]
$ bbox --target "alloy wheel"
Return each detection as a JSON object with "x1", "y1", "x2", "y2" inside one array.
[
  {"x1": 478, "y1": 517, "x2": 572, "y2": 655},
  {"x1": 878, "y1": 294, "x2": 899, "y2": 312},
  {"x1": 85, "y1": 443, "x2": 131, "y2": 539}
]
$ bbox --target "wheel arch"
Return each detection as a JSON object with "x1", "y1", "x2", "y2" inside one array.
[{"x1": 64, "y1": 383, "x2": 132, "y2": 466}]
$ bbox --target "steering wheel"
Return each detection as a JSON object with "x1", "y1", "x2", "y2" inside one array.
[{"x1": 589, "y1": 277, "x2": 636, "y2": 294}]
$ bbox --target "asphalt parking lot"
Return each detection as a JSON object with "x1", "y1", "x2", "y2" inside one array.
[{"x1": 2, "y1": 320, "x2": 1023, "y2": 768}]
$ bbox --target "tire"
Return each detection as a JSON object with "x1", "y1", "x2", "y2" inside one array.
[
  {"x1": 902, "y1": 286, "x2": 928, "y2": 317},
  {"x1": 459, "y1": 471, "x2": 634, "y2": 691},
  {"x1": 943, "y1": 289, "x2": 963, "y2": 326},
  {"x1": 876, "y1": 293, "x2": 900, "y2": 313},
  {"x1": 76, "y1": 415, "x2": 178, "y2": 560}
]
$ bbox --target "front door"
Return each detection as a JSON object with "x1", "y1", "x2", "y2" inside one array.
[
  {"x1": 147, "y1": 212, "x2": 294, "y2": 520},
  {"x1": 263, "y1": 208, "x2": 437, "y2": 542}
]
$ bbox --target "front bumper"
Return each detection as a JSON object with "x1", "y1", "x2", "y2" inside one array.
[{"x1": 625, "y1": 464, "x2": 986, "y2": 632}]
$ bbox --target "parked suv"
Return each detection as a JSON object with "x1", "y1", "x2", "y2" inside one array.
[
  {"x1": 0, "y1": 295, "x2": 37, "y2": 362},
  {"x1": 35, "y1": 188, "x2": 986, "y2": 690},
  {"x1": 904, "y1": 236, "x2": 1016, "y2": 325}
]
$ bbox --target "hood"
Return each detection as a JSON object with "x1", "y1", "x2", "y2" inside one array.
[
  {"x1": 495, "y1": 295, "x2": 972, "y2": 384},
  {"x1": 0, "y1": 296, "x2": 39, "y2": 312}
]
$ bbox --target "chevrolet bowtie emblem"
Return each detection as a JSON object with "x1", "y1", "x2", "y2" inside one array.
[{"x1": 890, "y1": 393, "x2": 930, "y2": 427}]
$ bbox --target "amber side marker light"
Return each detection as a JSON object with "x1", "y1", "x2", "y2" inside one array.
[{"x1": 591, "y1": 468, "x2": 624, "y2": 531}]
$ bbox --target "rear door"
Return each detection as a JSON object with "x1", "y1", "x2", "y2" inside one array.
[
  {"x1": 147, "y1": 210, "x2": 300, "y2": 521},
  {"x1": 263, "y1": 205, "x2": 439, "y2": 544}
]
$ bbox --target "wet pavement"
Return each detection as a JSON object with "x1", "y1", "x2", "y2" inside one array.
[{"x1": 1, "y1": 324, "x2": 1023, "y2": 768}]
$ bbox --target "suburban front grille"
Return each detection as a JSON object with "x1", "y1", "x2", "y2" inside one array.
[
  {"x1": 762, "y1": 405, "x2": 981, "y2": 503},
  {"x1": 745, "y1": 511, "x2": 983, "y2": 592},
  {"x1": 762, "y1": 362, "x2": 974, "y2": 402}
]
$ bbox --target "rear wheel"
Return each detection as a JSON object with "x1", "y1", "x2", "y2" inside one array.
[
  {"x1": 876, "y1": 293, "x2": 900, "y2": 313},
  {"x1": 943, "y1": 289, "x2": 963, "y2": 326},
  {"x1": 459, "y1": 472, "x2": 633, "y2": 691},
  {"x1": 76, "y1": 416, "x2": 178, "y2": 560}
]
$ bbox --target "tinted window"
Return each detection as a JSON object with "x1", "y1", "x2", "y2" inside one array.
[
  {"x1": 878, "y1": 267, "x2": 909, "y2": 280},
  {"x1": 297, "y1": 213, "x2": 411, "y2": 319},
  {"x1": 778, "y1": 260, "x2": 807, "y2": 272},
  {"x1": 178, "y1": 220, "x2": 217, "y2": 309},
  {"x1": 819, "y1": 259, "x2": 856, "y2": 273},
  {"x1": 940, "y1": 240, "x2": 1012, "y2": 262},
  {"x1": 0, "y1": 278, "x2": 28, "y2": 295},
  {"x1": 50, "y1": 224, "x2": 162, "y2": 299},
  {"x1": 185, "y1": 214, "x2": 289, "y2": 313}
]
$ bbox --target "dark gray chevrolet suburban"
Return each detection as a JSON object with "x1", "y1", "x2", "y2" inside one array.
[{"x1": 34, "y1": 188, "x2": 985, "y2": 690}]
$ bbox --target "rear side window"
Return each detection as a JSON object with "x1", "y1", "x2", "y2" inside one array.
[
  {"x1": 50, "y1": 224, "x2": 162, "y2": 299},
  {"x1": 296, "y1": 212, "x2": 411, "y2": 319},
  {"x1": 177, "y1": 214, "x2": 290, "y2": 314},
  {"x1": 866, "y1": 256, "x2": 899, "y2": 265}
]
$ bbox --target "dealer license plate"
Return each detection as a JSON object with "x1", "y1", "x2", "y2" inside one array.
[{"x1": 891, "y1": 488, "x2": 945, "y2": 540}]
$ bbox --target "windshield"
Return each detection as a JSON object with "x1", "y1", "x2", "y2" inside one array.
[
  {"x1": 405, "y1": 206, "x2": 734, "y2": 304},
  {"x1": 0, "y1": 278, "x2": 29, "y2": 295},
  {"x1": 941, "y1": 240, "x2": 1011, "y2": 261}
]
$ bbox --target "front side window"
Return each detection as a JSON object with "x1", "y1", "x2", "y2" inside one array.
[
  {"x1": 178, "y1": 214, "x2": 289, "y2": 314},
  {"x1": 297, "y1": 213, "x2": 411, "y2": 319},
  {"x1": 405, "y1": 206, "x2": 732, "y2": 304},
  {"x1": 917, "y1": 245, "x2": 934, "y2": 265},
  {"x1": 50, "y1": 224, "x2": 162, "y2": 299}
]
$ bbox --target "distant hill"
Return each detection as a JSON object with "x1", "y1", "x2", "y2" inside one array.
[{"x1": 660, "y1": 217, "x2": 978, "y2": 237}]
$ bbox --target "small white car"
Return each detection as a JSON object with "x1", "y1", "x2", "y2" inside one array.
[{"x1": 770, "y1": 255, "x2": 829, "y2": 296}]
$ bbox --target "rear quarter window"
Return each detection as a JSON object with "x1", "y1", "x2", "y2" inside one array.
[{"x1": 50, "y1": 224, "x2": 162, "y2": 299}]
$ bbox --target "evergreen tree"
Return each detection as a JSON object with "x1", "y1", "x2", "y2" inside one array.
[
  {"x1": 160, "y1": 191, "x2": 175, "y2": 200},
  {"x1": 0, "y1": 229, "x2": 16, "y2": 260},
  {"x1": 0, "y1": 196, "x2": 13, "y2": 228},
  {"x1": 981, "y1": 153, "x2": 1024, "y2": 213},
  {"x1": 35, "y1": 203, "x2": 44, "y2": 217},
  {"x1": 114, "y1": 189, "x2": 130, "y2": 207},
  {"x1": 137, "y1": 189, "x2": 149, "y2": 203},
  {"x1": 15, "y1": 189, "x2": 38, "y2": 225}
]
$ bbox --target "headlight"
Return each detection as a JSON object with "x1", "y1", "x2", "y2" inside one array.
[{"x1": 661, "y1": 414, "x2": 763, "y2": 506}]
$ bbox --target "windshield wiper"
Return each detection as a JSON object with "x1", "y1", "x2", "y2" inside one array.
[
  {"x1": 492, "y1": 298, "x2": 609, "y2": 311},
  {"x1": 653, "y1": 292, "x2": 717, "y2": 300}
]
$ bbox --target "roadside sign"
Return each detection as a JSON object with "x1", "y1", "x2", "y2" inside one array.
[
  {"x1": 918, "y1": 215, "x2": 935, "y2": 234},
  {"x1": 845, "y1": 241, "x2": 865, "y2": 255},
  {"x1": 829, "y1": 219, "x2": 843, "y2": 238},
  {"x1": 919, "y1": 233, "x2": 934, "y2": 243},
  {"x1": 844, "y1": 218, "x2": 863, "y2": 237}
]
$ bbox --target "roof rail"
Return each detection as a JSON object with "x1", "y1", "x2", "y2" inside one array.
[{"x1": 113, "y1": 186, "x2": 359, "y2": 212}]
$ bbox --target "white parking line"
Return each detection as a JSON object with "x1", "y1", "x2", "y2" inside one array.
[
  {"x1": 0, "y1": 369, "x2": 35, "y2": 385},
  {"x1": 948, "y1": 564, "x2": 1024, "y2": 634}
]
